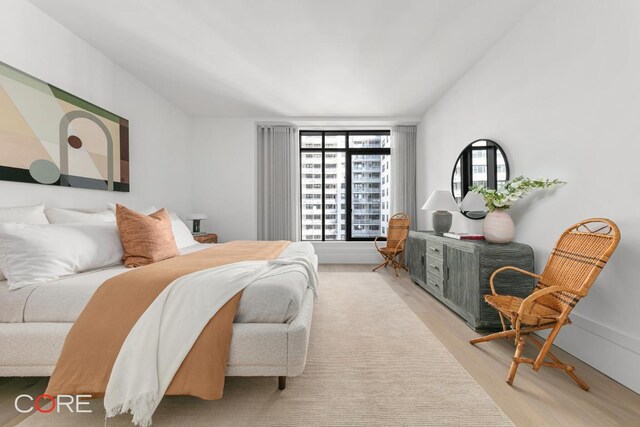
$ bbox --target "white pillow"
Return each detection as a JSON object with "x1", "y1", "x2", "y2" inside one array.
[
  {"x1": 0, "y1": 203, "x2": 48, "y2": 225},
  {"x1": 45, "y1": 208, "x2": 116, "y2": 224},
  {"x1": 170, "y1": 212, "x2": 198, "y2": 249},
  {"x1": 0, "y1": 223, "x2": 124, "y2": 290},
  {"x1": 0, "y1": 203, "x2": 49, "y2": 281},
  {"x1": 108, "y1": 203, "x2": 158, "y2": 215}
]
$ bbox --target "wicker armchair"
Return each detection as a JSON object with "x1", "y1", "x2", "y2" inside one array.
[
  {"x1": 373, "y1": 213, "x2": 410, "y2": 277},
  {"x1": 470, "y1": 218, "x2": 620, "y2": 390}
]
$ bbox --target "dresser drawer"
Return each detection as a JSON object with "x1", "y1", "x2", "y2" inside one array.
[
  {"x1": 426, "y1": 256, "x2": 444, "y2": 278},
  {"x1": 425, "y1": 274, "x2": 444, "y2": 294},
  {"x1": 426, "y1": 240, "x2": 444, "y2": 260}
]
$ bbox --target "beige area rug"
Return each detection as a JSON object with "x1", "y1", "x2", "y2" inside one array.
[{"x1": 20, "y1": 272, "x2": 512, "y2": 426}]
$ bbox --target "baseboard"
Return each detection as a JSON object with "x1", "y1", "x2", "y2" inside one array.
[
  {"x1": 540, "y1": 313, "x2": 640, "y2": 394},
  {"x1": 311, "y1": 241, "x2": 380, "y2": 264},
  {"x1": 570, "y1": 313, "x2": 640, "y2": 356}
]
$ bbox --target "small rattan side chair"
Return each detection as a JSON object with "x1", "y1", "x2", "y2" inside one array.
[
  {"x1": 470, "y1": 218, "x2": 620, "y2": 390},
  {"x1": 373, "y1": 213, "x2": 410, "y2": 277}
]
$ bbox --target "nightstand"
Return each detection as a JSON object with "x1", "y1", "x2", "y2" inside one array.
[{"x1": 193, "y1": 233, "x2": 218, "y2": 244}]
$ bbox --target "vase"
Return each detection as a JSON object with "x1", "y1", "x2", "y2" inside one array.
[{"x1": 482, "y1": 209, "x2": 515, "y2": 243}]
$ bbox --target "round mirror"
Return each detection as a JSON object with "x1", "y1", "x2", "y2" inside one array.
[{"x1": 451, "y1": 139, "x2": 509, "y2": 220}]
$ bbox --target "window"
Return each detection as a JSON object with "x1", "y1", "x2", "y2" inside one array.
[{"x1": 300, "y1": 130, "x2": 391, "y2": 241}]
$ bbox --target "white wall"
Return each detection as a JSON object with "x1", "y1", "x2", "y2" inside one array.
[
  {"x1": 191, "y1": 118, "x2": 257, "y2": 241},
  {"x1": 417, "y1": 0, "x2": 640, "y2": 392},
  {"x1": 0, "y1": 0, "x2": 193, "y2": 217}
]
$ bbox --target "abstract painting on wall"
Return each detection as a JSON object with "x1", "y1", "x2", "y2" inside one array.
[{"x1": 0, "y1": 61, "x2": 129, "y2": 192}]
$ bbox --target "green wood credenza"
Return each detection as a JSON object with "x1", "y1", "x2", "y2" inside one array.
[{"x1": 406, "y1": 231, "x2": 535, "y2": 331}]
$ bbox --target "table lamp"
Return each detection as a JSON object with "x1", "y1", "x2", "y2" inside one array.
[
  {"x1": 421, "y1": 191, "x2": 459, "y2": 234},
  {"x1": 186, "y1": 213, "x2": 207, "y2": 234},
  {"x1": 460, "y1": 191, "x2": 487, "y2": 219}
]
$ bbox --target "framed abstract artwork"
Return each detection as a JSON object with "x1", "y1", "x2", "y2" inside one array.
[{"x1": 0, "y1": 61, "x2": 129, "y2": 192}]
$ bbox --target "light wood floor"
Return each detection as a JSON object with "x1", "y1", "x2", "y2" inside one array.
[
  {"x1": 319, "y1": 264, "x2": 640, "y2": 427},
  {"x1": 0, "y1": 378, "x2": 47, "y2": 426},
  {"x1": 1, "y1": 265, "x2": 638, "y2": 426}
]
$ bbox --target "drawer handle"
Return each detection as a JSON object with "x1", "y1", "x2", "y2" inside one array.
[
  {"x1": 429, "y1": 247, "x2": 440, "y2": 253},
  {"x1": 429, "y1": 280, "x2": 439, "y2": 288},
  {"x1": 429, "y1": 264, "x2": 440, "y2": 271}
]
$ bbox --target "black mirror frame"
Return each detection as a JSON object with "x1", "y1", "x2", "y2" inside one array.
[{"x1": 451, "y1": 139, "x2": 510, "y2": 220}]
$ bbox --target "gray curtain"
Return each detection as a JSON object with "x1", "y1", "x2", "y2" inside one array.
[
  {"x1": 391, "y1": 125, "x2": 417, "y2": 230},
  {"x1": 257, "y1": 125, "x2": 298, "y2": 241}
]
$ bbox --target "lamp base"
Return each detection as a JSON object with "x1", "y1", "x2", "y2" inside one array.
[
  {"x1": 432, "y1": 211, "x2": 453, "y2": 234},
  {"x1": 192, "y1": 220, "x2": 201, "y2": 234}
]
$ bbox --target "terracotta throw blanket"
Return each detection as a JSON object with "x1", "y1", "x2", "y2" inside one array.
[{"x1": 46, "y1": 241, "x2": 289, "y2": 400}]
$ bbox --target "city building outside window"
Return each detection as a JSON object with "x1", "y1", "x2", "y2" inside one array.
[{"x1": 300, "y1": 130, "x2": 391, "y2": 241}]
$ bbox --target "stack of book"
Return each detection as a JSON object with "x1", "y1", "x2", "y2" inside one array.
[{"x1": 443, "y1": 232, "x2": 484, "y2": 240}]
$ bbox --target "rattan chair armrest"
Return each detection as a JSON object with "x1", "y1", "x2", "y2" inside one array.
[
  {"x1": 516, "y1": 286, "x2": 586, "y2": 318},
  {"x1": 374, "y1": 236, "x2": 383, "y2": 251},
  {"x1": 393, "y1": 237, "x2": 407, "y2": 253},
  {"x1": 489, "y1": 266, "x2": 541, "y2": 295}
]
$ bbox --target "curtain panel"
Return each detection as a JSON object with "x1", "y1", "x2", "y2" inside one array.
[
  {"x1": 391, "y1": 125, "x2": 417, "y2": 230},
  {"x1": 257, "y1": 125, "x2": 298, "y2": 241}
]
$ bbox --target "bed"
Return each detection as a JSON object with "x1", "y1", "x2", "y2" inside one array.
[{"x1": 0, "y1": 241, "x2": 317, "y2": 389}]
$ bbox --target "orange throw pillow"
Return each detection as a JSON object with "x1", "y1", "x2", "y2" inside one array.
[{"x1": 115, "y1": 204, "x2": 179, "y2": 268}]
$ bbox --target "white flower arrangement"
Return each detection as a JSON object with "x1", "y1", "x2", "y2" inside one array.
[{"x1": 471, "y1": 176, "x2": 565, "y2": 212}]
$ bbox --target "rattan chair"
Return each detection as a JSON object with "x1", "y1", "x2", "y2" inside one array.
[
  {"x1": 470, "y1": 218, "x2": 620, "y2": 390},
  {"x1": 373, "y1": 213, "x2": 410, "y2": 277}
]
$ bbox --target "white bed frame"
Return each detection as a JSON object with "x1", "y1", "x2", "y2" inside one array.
[{"x1": 0, "y1": 288, "x2": 313, "y2": 390}]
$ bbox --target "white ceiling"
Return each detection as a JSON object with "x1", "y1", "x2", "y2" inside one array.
[{"x1": 29, "y1": 0, "x2": 534, "y2": 118}]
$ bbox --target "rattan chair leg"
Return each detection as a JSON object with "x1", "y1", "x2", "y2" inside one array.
[
  {"x1": 532, "y1": 322, "x2": 563, "y2": 371},
  {"x1": 470, "y1": 323, "x2": 555, "y2": 345},
  {"x1": 497, "y1": 313, "x2": 510, "y2": 341},
  {"x1": 372, "y1": 259, "x2": 389, "y2": 272},
  {"x1": 394, "y1": 253, "x2": 407, "y2": 271},
  {"x1": 470, "y1": 329, "x2": 518, "y2": 345},
  {"x1": 390, "y1": 253, "x2": 405, "y2": 277},
  {"x1": 507, "y1": 335, "x2": 527, "y2": 385},
  {"x1": 498, "y1": 312, "x2": 508, "y2": 332},
  {"x1": 565, "y1": 366, "x2": 590, "y2": 391},
  {"x1": 529, "y1": 335, "x2": 590, "y2": 391},
  {"x1": 392, "y1": 263, "x2": 407, "y2": 274}
]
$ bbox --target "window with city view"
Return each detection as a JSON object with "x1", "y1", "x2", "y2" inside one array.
[{"x1": 300, "y1": 131, "x2": 391, "y2": 241}]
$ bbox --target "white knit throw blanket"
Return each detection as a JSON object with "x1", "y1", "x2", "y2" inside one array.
[{"x1": 104, "y1": 257, "x2": 318, "y2": 426}]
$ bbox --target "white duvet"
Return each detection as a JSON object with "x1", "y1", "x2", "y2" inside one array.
[{"x1": 0, "y1": 242, "x2": 317, "y2": 324}]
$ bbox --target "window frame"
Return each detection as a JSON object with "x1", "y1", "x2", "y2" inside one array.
[{"x1": 299, "y1": 130, "x2": 391, "y2": 241}]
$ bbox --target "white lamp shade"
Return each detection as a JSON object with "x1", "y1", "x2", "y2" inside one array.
[
  {"x1": 460, "y1": 192, "x2": 486, "y2": 212},
  {"x1": 186, "y1": 213, "x2": 207, "y2": 221},
  {"x1": 421, "y1": 191, "x2": 460, "y2": 211}
]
